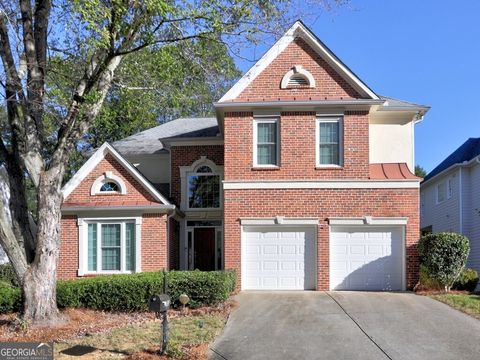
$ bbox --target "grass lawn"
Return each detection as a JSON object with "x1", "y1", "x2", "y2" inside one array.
[
  {"x1": 54, "y1": 313, "x2": 227, "y2": 359},
  {"x1": 430, "y1": 293, "x2": 480, "y2": 320}
]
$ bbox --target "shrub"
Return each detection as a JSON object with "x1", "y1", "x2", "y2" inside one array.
[
  {"x1": 453, "y1": 268, "x2": 479, "y2": 292},
  {"x1": 416, "y1": 265, "x2": 443, "y2": 292},
  {"x1": 418, "y1": 232, "x2": 470, "y2": 291},
  {"x1": 0, "y1": 281, "x2": 21, "y2": 313},
  {"x1": 57, "y1": 270, "x2": 236, "y2": 311},
  {"x1": 0, "y1": 263, "x2": 19, "y2": 287}
]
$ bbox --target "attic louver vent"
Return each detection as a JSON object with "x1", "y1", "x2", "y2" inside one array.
[{"x1": 288, "y1": 74, "x2": 309, "y2": 87}]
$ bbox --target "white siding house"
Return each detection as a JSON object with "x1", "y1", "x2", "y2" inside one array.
[{"x1": 420, "y1": 138, "x2": 480, "y2": 272}]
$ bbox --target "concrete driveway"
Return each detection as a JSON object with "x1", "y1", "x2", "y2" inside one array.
[{"x1": 210, "y1": 292, "x2": 480, "y2": 360}]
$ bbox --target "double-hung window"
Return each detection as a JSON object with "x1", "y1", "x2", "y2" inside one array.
[
  {"x1": 86, "y1": 221, "x2": 136, "y2": 273},
  {"x1": 254, "y1": 118, "x2": 279, "y2": 166},
  {"x1": 316, "y1": 117, "x2": 342, "y2": 167}
]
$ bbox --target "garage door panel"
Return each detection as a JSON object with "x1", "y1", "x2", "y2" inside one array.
[
  {"x1": 243, "y1": 227, "x2": 316, "y2": 290},
  {"x1": 330, "y1": 226, "x2": 403, "y2": 291}
]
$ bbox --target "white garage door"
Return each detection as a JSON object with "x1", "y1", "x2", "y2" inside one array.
[
  {"x1": 330, "y1": 226, "x2": 404, "y2": 291},
  {"x1": 242, "y1": 227, "x2": 316, "y2": 290}
]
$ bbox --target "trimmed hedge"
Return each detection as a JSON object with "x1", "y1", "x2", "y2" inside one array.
[
  {"x1": 453, "y1": 268, "x2": 479, "y2": 292},
  {"x1": 57, "y1": 270, "x2": 236, "y2": 311},
  {"x1": 0, "y1": 270, "x2": 236, "y2": 314},
  {"x1": 0, "y1": 281, "x2": 21, "y2": 313}
]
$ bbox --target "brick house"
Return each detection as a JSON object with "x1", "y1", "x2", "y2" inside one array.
[{"x1": 60, "y1": 21, "x2": 429, "y2": 291}]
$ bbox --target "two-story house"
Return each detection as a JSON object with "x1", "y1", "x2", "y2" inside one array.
[
  {"x1": 420, "y1": 138, "x2": 480, "y2": 275},
  {"x1": 60, "y1": 21, "x2": 429, "y2": 291}
]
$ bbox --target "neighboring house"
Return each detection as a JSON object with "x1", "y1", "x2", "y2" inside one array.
[
  {"x1": 420, "y1": 138, "x2": 480, "y2": 274},
  {"x1": 59, "y1": 21, "x2": 429, "y2": 291}
]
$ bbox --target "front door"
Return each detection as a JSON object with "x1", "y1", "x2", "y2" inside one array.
[{"x1": 193, "y1": 227, "x2": 216, "y2": 271}]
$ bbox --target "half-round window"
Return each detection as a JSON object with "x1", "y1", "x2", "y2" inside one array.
[
  {"x1": 100, "y1": 182, "x2": 120, "y2": 192},
  {"x1": 281, "y1": 65, "x2": 316, "y2": 89},
  {"x1": 196, "y1": 165, "x2": 213, "y2": 173}
]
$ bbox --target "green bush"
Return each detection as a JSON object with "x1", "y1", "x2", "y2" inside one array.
[
  {"x1": 0, "y1": 263, "x2": 19, "y2": 287},
  {"x1": 0, "y1": 281, "x2": 21, "y2": 313},
  {"x1": 417, "y1": 265, "x2": 443, "y2": 291},
  {"x1": 57, "y1": 270, "x2": 236, "y2": 311},
  {"x1": 418, "y1": 232, "x2": 470, "y2": 291},
  {"x1": 453, "y1": 268, "x2": 479, "y2": 292}
]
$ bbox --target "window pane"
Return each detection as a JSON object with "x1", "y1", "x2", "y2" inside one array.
[
  {"x1": 125, "y1": 223, "x2": 135, "y2": 271},
  {"x1": 319, "y1": 121, "x2": 340, "y2": 165},
  {"x1": 188, "y1": 175, "x2": 220, "y2": 208},
  {"x1": 100, "y1": 182, "x2": 119, "y2": 192},
  {"x1": 102, "y1": 249, "x2": 121, "y2": 270},
  {"x1": 437, "y1": 183, "x2": 446, "y2": 203},
  {"x1": 87, "y1": 223, "x2": 97, "y2": 271},
  {"x1": 257, "y1": 122, "x2": 277, "y2": 143},
  {"x1": 102, "y1": 224, "x2": 121, "y2": 247},
  {"x1": 101, "y1": 224, "x2": 121, "y2": 271},
  {"x1": 257, "y1": 144, "x2": 276, "y2": 165}
]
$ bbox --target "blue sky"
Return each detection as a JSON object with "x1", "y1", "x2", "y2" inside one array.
[{"x1": 235, "y1": 0, "x2": 480, "y2": 173}]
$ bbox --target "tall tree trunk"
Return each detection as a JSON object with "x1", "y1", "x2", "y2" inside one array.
[{"x1": 22, "y1": 170, "x2": 62, "y2": 322}]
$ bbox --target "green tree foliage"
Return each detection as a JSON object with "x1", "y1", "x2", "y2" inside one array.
[
  {"x1": 418, "y1": 232, "x2": 470, "y2": 292},
  {"x1": 415, "y1": 165, "x2": 427, "y2": 178}
]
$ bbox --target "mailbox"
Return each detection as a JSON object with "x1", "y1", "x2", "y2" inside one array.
[{"x1": 149, "y1": 294, "x2": 171, "y2": 313}]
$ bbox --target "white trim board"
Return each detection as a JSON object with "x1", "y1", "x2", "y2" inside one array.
[
  {"x1": 329, "y1": 217, "x2": 408, "y2": 226},
  {"x1": 240, "y1": 217, "x2": 319, "y2": 226},
  {"x1": 62, "y1": 142, "x2": 171, "y2": 205},
  {"x1": 219, "y1": 21, "x2": 378, "y2": 102},
  {"x1": 223, "y1": 180, "x2": 420, "y2": 190}
]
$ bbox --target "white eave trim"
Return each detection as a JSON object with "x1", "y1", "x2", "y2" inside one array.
[
  {"x1": 62, "y1": 204, "x2": 175, "y2": 213},
  {"x1": 62, "y1": 143, "x2": 171, "y2": 205},
  {"x1": 329, "y1": 217, "x2": 408, "y2": 226},
  {"x1": 421, "y1": 156, "x2": 480, "y2": 187},
  {"x1": 223, "y1": 180, "x2": 420, "y2": 190},
  {"x1": 219, "y1": 21, "x2": 378, "y2": 102},
  {"x1": 240, "y1": 217, "x2": 319, "y2": 226},
  {"x1": 161, "y1": 137, "x2": 224, "y2": 147}
]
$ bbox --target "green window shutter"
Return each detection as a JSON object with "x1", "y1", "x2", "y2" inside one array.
[
  {"x1": 87, "y1": 223, "x2": 97, "y2": 271},
  {"x1": 125, "y1": 223, "x2": 135, "y2": 271},
  {"x1": 101, "y1": 224, "x2": 121, "y2": 271}
]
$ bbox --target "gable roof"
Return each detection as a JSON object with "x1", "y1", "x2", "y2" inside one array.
[
  {"x1": 111, "y1": 117, "x2": 218, "y2": 155},
  {"x1": 424, "y1": 138, "x2": 480, "y2": 182},
  {"x1": 219, "y1": 20, "x2": 379, "y2": 102},
  {"x1": 378, "y1": 96, "x2": 430, "y2": 113},
  {"x1": 62, "y1": 143, "x2": 171, "y2": 205}
]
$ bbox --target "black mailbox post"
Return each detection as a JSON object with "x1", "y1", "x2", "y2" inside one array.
[{"x1": 149, "y1": 293, "x2": 170, "y2": 354}]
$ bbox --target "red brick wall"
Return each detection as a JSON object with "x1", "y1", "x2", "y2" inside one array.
[
  {"x1": 224, "y1": 188, "x2": 420, "y2": 290},
  {"x1": 58, "y1": 215, "x2": 78, "y2": 279},
  {"x1": 235, "y1": 38, "x2": 364, "y2": 102},
  {"x1": 224, "y1": 111, "x2": 370, "y2": 180},
  {"x1": 142, "y1": 213, "x2": 168, "y2": 271},
  {"x1": 64, "y1": 153, "x2": 158, "y2": 205},
  {"x1": 170, "y1": 145, "x2": 224, "y2": 206},
  {"x1": 58, "y1": 213, "x2": 168, "y2": 279}
]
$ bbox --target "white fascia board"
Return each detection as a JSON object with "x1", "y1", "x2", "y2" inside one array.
[
  {"x1": 240, "y1": 217, "x2": 319, "y2": 226},
  {"x1": 62, "y1": 204, "x2": 175, "y2": 214},
  {"x1": 421, "y1": 156, "x2": 480, "y2": 187},
  {"x1": 61, "y1": 142, "x2": 171, "y2": 205},
  {"x1": 329, "y1": 217, "x2": 408, "y2": 226},
  {"x1": 161, "y1": 138, "x2": 224, "y2": 147},
  {"x1": 219, "y1": 21, "x2": 378, "y2": 102},
  {"x1": 223, "y1": 180, "x2": 420, "y2": 190}
]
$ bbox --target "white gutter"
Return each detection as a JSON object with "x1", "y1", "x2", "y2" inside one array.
[
  {"x1": 422, "y1": 155, "x2": 480, "y2": 187},
  {"x1": 62, "y1": 204, "x2": 176, "y2": 212}
]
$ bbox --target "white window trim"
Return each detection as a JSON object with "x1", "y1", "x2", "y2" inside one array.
[
  {"x1": 447, "y1": 178, "x2": 453, "y2": 199},
  {"x1": 91, "y1": 171, "x2": 127, "y2": 195},
  {"x1": 436, "y1": 181, "x2": 447, "y2": 204},
  {"x1": 77, "y1": 217, "x2": 142, "y2": 276},
  {"x1": 316, "y1": 117, "x2": 343, "y2": 168},
  {"x1": 253, "y1": 118, "x2": 280, "y2": 168},
  {"x1": 179, "y1": 157, "x2": 224, "y2": 211}
]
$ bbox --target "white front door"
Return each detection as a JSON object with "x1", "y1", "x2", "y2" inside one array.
[
  {"x1": 242, "y1": 227, "x2": 316, "y2": 290},
  {"x1": 330, "y1": 226, "x2": 404, "y2": 291}
]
